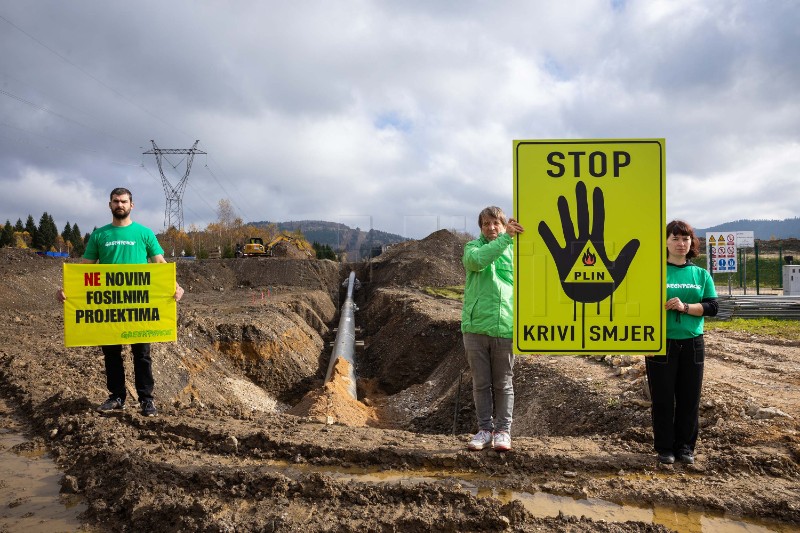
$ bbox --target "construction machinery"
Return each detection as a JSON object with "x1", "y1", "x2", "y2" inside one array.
[
  {"x1": 237, "y1": 237, "x2": 269, "y2": 257},
  {"x1": 236, "y1": 235, "x2": 314, "y2": 258},
  {"x1": 265, "y1": 234, "x2": 314, "y2": 257}
]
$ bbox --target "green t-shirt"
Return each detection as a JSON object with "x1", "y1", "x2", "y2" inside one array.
[
  {"x1": 666, "y1": 262, "x2": 717, "y2": 339},
  {"x1": 83, "y1": 222, "x2": 164, "y2": 265}
]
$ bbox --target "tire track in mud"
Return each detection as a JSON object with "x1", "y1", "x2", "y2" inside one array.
[{"x1": 705, "y1": 331, "x2": 800, "y2": 412}]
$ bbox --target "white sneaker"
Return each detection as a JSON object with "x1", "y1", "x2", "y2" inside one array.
[
  {"x1": 468, "y1": 429, "x2": 494, "y2": 451},
  {"x1": 492, "y1": 431, "x2": 511, "y2": 452}
]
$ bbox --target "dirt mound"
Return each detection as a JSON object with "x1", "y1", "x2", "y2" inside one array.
[
  {"x1": 288, "y1": 357, "x2": 378, "y2": 426},
  {"x1": 369, "y1": 229, "x2": 469, "y2": 288},
  {"x1": 177, "y1": 256, "x2": 340, "y2": 296},
  {"x1": 0, "y1": 247, "x2": 42, "y2": 264},
  {"x1": 270, "y1": 241, "x2": 312, "y2": 259}
]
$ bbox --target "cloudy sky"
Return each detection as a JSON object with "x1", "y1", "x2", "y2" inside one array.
[{"x1": 1, "y1": 0, "x2": 798, "y2": 239}]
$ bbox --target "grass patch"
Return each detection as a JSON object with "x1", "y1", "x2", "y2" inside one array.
[
  {"x1": 423, "y1": 286, "x2": 464, "y2": 300},
  {"x1": 706, "y1": 317, "x2": 800, "y2": 340}
]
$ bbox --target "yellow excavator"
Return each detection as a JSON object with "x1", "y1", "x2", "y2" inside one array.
[{"x1": 237, "y1": 237, "x2": 269, "y2": 257}]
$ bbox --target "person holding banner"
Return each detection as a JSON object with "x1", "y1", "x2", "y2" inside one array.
[
  {"x1": 462, "y1": 206, "x2": 524, "y2": 452},
  {"x1": 646, "y1": 220, "x2": 718, "y2": 465},
  {"x1": 58, "y1": 187, "x2": 184, "y2": 417}
]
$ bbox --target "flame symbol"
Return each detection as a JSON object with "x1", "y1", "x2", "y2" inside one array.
[{"x1": 582, "y1": 249, "x2": 596, "y2": 266}]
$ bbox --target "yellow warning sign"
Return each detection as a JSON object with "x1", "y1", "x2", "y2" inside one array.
[
  {"x1": 62, "y1": 263, "x2": 177, "y2": 347},
  {"x1": 513, "y1": 139, "x2": 666, "y2": 355}
]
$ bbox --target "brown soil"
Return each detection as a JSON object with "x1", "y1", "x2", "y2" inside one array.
[
  {"x1": 0, "y1": 234, "x2": 798, "y2": 532},
  {"x1": 269, "y1": 241, "x2": 313, "y2": 259}
]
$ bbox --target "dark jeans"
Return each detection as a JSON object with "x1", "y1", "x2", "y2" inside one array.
[
  {"x1": 101, "y1": 343, "x2": 154, "y2": 403},
  {"x1": 645, "y1": 336, "x2": 705, "y2": 455}
]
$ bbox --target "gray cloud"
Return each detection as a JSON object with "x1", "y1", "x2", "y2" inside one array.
[{"x1": 1, "y1": 0, "x2": 798, "y2": 239}]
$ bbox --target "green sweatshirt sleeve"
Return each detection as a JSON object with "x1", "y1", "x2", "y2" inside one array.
[{"x1": 463, "y1": 233, "x2": 513, "y2": 272}]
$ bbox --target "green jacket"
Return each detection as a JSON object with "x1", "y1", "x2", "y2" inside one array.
[{"x1": 461, "y1": 233, "x2": 514, "y2": 338}]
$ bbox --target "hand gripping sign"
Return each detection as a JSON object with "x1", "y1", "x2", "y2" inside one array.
[
  {"x1": 63, "y1": 263, "x2": 177, "y2": 347},
  {"x1": 514, "y1": 140, "x2": 666, "y2": 355}
]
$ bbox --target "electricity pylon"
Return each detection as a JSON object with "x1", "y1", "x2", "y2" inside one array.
[{"x1": 143, "y1": 140, "x2": 206, "y2": 231}]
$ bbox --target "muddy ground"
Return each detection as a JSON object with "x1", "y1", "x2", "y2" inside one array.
[{"x1": 0, "y1": 230, "x2": 798, "y2": 532}]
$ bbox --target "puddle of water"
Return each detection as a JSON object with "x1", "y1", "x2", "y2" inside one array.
[
  {"x1": 266, "y1": 460, "x2": 795, "y2": 533},
  {"x1": 476, "y1": 487, "x2": 794, "y2": 533},
  {"x1": 0, "y1": 424, "x2": 89, "y2": 532}
]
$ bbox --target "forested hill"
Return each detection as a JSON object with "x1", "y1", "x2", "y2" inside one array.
[
  {"x1": 252, "y1": 220, "x2": 407, "y2": 257},
  {"x1": 696, "y1": 217, "x2": 800, "y2": 240},
  {"x1": 252, "y1": 217, "x2": 800, "y2": 254}
]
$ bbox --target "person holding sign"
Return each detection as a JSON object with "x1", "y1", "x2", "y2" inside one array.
[
  {"x1": 58, "y1": 188, "x2": 184, "y2": 417},
  {"x1": 462, "y1": 206, "x2": 524, "y2": 452},
  {"x1": 646, "y1": 220, "x2": 718, "y2": 465}
]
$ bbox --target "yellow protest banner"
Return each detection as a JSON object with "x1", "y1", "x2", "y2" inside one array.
[
  {"x1": 514, "y1": 139, "x2": 666, "y2": 355},
  {"x1": 63, "y1": 263, "x2": 177, "y2": 347}
]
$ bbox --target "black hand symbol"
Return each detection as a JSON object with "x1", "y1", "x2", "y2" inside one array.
[{"x1": 538, "y1": 181, "x2": 639, "y2": 304}]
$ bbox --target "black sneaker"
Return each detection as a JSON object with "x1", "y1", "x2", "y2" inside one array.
[
  {"x1": 97, "y1": 397, "x2": 124, "y2": 412},
  {"x1": 657, "y1": 452, "x2": 675, "y2": 464},
  {"x1": 140, "y1": 399, "x2": 157, "y2": 417},
  {"x1": 677, "y1": 452, "x2": 695, "y2": 464}
]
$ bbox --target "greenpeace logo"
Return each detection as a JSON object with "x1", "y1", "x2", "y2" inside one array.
[
  {"x1": 667, "y1": 283, "x2": 701, "y2": 290},
  {"x1": 122, "y1": 329, "x2": 172, "y2": 339},
  {"x1": 104, "y1": 240, "x2": 136, "y2": 247}
]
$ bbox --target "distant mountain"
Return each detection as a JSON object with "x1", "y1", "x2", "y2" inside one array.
[
  {"x1": 696, "y1": 217, "x2": 800, "y2": 240},
  {"x1": 252, "y1": 220, "x2": 407, "y2": 260}
]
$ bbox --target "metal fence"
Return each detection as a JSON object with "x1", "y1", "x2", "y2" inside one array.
[{"x1": 697, "y1": 242, "x2": 800, "y2": 295}]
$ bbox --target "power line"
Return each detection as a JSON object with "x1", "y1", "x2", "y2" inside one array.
[
  {"x1": 206, "y1": 150, "x2": 253, "y2": 218},
  {"x1": 202, "y1": 163, "x2": 250, "y2": 221},
  {"x1": 142, "y1": 158, "x2": 220, "y2": 216},
  {"x1": 1, "y1": 70, "x2": 145, "y2": 147},
  {"x1": 0, "y1": 87, "x2": 133, "y2": 146},
  {"x1": 143, "y1": 140, "x2": 206, "y2": 231},
  {"x1": 139, "y1": 164, "x2": 208, "y2": 223},
  {"x1": 0, "y1": 13, "x2": 250, "y2": 229},
  {"x1": 0, "y1": 119, "x2": 139, "y2": 166},
  {"x1": 0, "y1": 13, "x2": 191, "y2": 140}
]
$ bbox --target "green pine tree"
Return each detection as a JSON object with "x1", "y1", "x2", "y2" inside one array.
[
  {"x1": 61, "y1": 222, "x2": 73, "y2": 243},
  {"x1": 36, "y1": 212, "x2": 57, "y2": 250},
  {"x1": 24, "y1": 215, "x2": 38, "y2": 249},
  {"x1": 0, "y1": 220, "x2": 13, "y2": 247},
  {"x1": 72, "y1": 223, "x2": 86, "y2": 257},
  {"x1": 62, "y1": 222, "x2": 75, "y2": 255},
  {"x1": 47, "y1": 213, "x2": 58, "y2": 249}
]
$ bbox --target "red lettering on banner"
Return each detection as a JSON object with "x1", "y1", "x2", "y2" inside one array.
[{"x1": 84, "y1": 272, "x2": 101, "y2": 286}]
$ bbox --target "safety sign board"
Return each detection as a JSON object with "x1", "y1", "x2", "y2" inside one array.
[
  {"x1": 514, "y1": 139, "x2": 666, "y2": 355},
  {"x1": 736, "y1": 231, "x2": 754, "y2": 247},
  {"x1": 63, "y1": 263, "x2": 177, "y2": 347},
  {"x1": 706, "y1": 233, "x2": 738, "y2": 273}
]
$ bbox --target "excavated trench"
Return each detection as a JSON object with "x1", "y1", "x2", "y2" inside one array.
[
  {"x1": 173, "y1": 235, "x2": 649, "y2": 440},
  {"x1": 190, "y1": 264, "x2": 639, "y2": 440}
]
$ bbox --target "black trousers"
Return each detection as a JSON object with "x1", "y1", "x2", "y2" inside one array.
[
  {"x1": 645, "y1": 336, "x2": 705, "y2": 455},
  {"x1": 101, "y1": 343, "x2": 154, "y2": 403}
]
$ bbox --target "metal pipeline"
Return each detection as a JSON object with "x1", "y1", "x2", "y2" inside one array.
[{"x1": 324, "y1": 271, "x2": 358, "y2": 399}]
